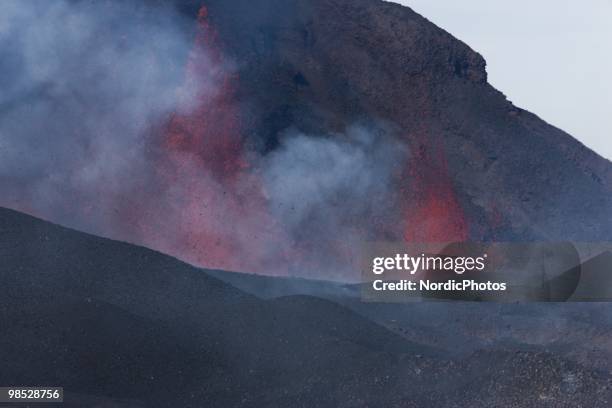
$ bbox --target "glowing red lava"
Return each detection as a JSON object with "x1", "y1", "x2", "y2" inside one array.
[
  {"x1": 403, "y1": 134, "x2": 469, "y2": 243},
  {"x1": 163, "y1": 7, "x2": 244, "y2": 180},
  {"x1": 113, "y1": 6, "x2": 468, "y2": 274},
  {"x1": 146, "y1": 6, "x2": 288, "y2": 273}
]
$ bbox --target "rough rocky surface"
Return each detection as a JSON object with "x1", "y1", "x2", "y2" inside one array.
[
  {"x1": 0, "y1": 207, "x2": 420, "y2": 406},
  {"x1": 2, "y1": 207, "x2": 612, "y2": 407},
  {"x1": 195, "y1": 0, "x2": 612, "y2": 241}
]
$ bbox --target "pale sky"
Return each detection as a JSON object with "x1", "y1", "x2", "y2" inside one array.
[{"x1": 390, "y1": 0, "x2": 612, "y2": 160}]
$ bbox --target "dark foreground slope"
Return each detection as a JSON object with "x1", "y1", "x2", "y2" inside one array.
[
  {"x1": 210, "y1": 268, "x2": 612, "y2": 371},
  {"x1": 2, "y1": 206, "x2": 612, "y2": 407},
  {"x1": 0, "y1": 207, "x2": 429, "y2": 407}
]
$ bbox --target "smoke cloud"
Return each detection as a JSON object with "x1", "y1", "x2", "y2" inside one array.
[
  {"x1": 0, "y1": 1, "x2": 410, "y2": 279},
  {"x1": 0, "y1": 0, "x2": 197, "y2": 232},
  {"x1": 261, "y1": 125, "x2": 408, "y2": 277}
]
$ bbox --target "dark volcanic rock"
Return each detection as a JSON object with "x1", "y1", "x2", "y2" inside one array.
[
  {"x1": 0, "y1": 207, "x2": 429, "y2": 406},
  {"x1": 2, "y1": 207, "x2": 612, "y2": 407},
  {"x1": 198, "y1": 0, "x2": 612, "y2": 241}
]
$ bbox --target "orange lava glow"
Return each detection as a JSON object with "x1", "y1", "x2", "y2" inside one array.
[
  {"x1": 146, "y1": 6, "x2": 289, "y2": 273},
  {"x1": 403, "y1": 135, "x2": 469, "y2": 243}
]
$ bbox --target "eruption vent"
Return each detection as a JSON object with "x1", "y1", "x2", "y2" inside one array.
[
  {"x1": 141, "y1": 6, "x2": 289, "y2": 273},
  {"x1": 0, "y1": 1, "x2": 478, "y2": 279},
  {"x1": 403, "y1": 135, "x2": 469, "y2": 243}
]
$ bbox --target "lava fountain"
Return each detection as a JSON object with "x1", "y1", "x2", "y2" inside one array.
[{"x1": 138, "y1": 6, "x2": 290, "y2": 274}]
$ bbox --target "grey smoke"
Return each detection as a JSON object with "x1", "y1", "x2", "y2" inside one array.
[
  {"x1": 0, "y1": 0, "x2": 409, "y2": 279},
  {"x1": 261, "y1": 124, "x2": 408, "y2": 277},
  {"x1": 0, "y1": 0, "x2": 197, "y2": 234}
]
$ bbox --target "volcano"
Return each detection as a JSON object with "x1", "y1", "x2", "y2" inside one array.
[
  {"x1": 1, "y1": 0, "x2": 611, "y2": 279},
  {"x1": 1, "y1": 1, "x2": 612, "y2": 404}
]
